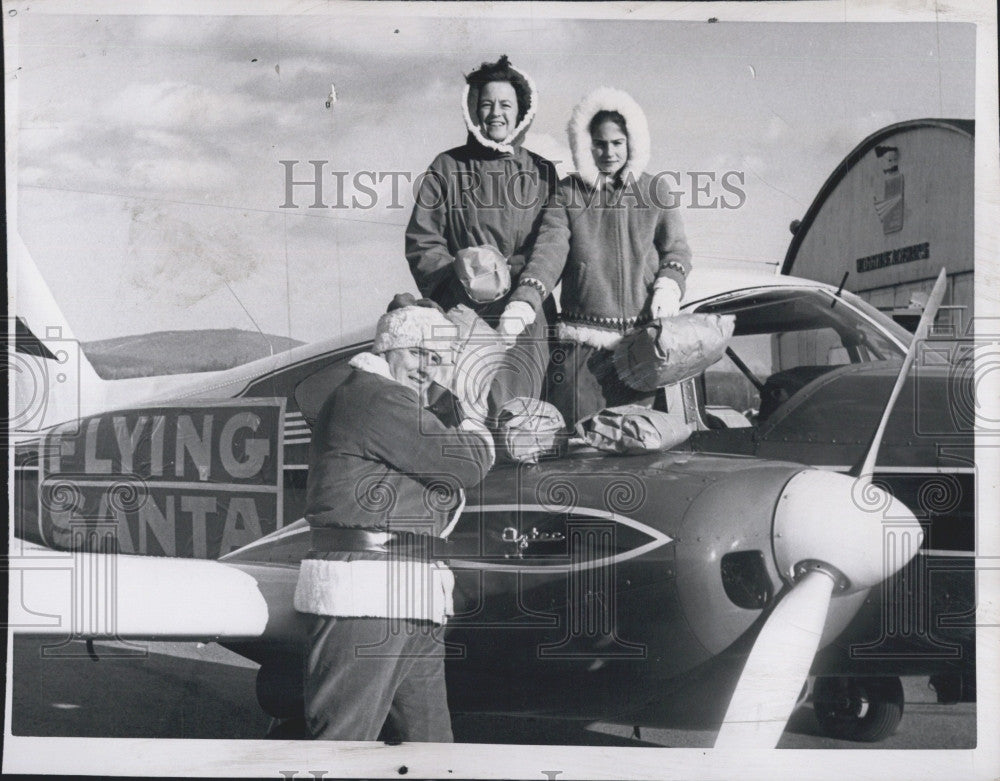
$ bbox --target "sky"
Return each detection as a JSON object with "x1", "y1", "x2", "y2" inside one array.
[{"x1": 10, "y1": 9, "x2": 977, "y2": 344}]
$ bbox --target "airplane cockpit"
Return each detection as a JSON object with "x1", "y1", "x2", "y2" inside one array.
[{"x1": 688, "y1": 287, "x2": 910, "y2": 431}]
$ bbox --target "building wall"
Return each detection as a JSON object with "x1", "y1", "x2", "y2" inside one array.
[{"x1": 785, "y1": 121, "x2": 974, "y2": 334}]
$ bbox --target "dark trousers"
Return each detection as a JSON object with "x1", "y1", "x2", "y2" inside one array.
[
  {"x1": 546, "y1": 341, "x2": 655, "y2": 426},
  {"x1": 304, "y1": 616, "x2": 453, "y2": 742}
]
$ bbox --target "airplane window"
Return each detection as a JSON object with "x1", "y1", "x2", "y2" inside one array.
[
  {"x1": 839, "y1": 289, "x2": 914, "y2": 347},
  {"x1": 700, "y1": 334, "x2": 769, "y2": 422},
  {"x1": 694, "y1": 289, "x2": 906, "y2": 427}
]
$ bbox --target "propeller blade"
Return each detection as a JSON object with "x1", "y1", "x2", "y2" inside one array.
[
  {"x1": 850, "y1": 267, "x2": 948, "y2": 479},
  {"x1": 715, "y1": 569, "x2": 836, "y2": 749},
  {"x1": 715, "y1": 272, "x2": 946, "y2": 749}
]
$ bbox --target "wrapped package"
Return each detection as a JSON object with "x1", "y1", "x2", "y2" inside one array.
[
  {"x1": 613, "y1": 313, "x2": 736, "y2": 392},
  {"x1": 445, "y1": 305, "x2": 509, "y2": 419},
  {"x1": 454, "y1": 245, "x2": 511, "y2": 304},
  {"x1": 576, "y1": 405, "x2": 694, "y2": 454},
  {"x1": 495, "y1": 397, "x2": 568, "y2": 463}
]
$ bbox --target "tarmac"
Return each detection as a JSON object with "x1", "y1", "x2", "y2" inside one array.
[{"x1": 8, "y1": 637, "x2": 976, "y2": 751}]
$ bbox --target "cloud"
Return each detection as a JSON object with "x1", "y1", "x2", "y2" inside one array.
[
  {"x1": 524, "y1": 132, "x2": 573, "y2": 178},
  {"x1": 107, "y1": 81, "x2": 268, "y2": 132},
  {"x1": 821, "y1": 110, "x2": 899, "y2": 156},
  {"x1": 122, "y1": 202, "x2": 274, "y2": 307},
  {"x1": 13, "y1": 14, "x2": 974, "y2": 344},
  {"x1": 19, "y1": 120, "x2": 252, "y2": 205},
  {"x1": 126, "y1": 13, "x2": 463, "y2": 64},
  {"x1": 20, "y1": 145, "x2": 123, "y2": 192},
  {"x1": 763, "y1": 114, "x2": 792, "y2": 145}
]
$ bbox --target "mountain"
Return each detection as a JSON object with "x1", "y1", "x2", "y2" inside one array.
[{"x1": 83, "y1": 329, "x2": 304, "y2": 379}]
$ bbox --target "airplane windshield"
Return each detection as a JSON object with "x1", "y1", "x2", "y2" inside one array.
[
  {"x1": 693, "y1": 288, "x2": 907, "y2": 427},
  {"x1": 837, "y1": 289, "x2": 915, "y2": 347}
]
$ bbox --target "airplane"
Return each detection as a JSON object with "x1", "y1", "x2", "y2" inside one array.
[{"x1": 9, "y1": 253, "x2": 971, "y2": 748}]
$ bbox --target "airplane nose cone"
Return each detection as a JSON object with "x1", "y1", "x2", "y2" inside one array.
[{"x1": 772, "y1": 470, "x2": 923, "y2": 594}]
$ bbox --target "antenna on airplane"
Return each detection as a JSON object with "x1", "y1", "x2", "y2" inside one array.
[{"x1": 714, "y1": 268, "x2": 946, "y2": 749}]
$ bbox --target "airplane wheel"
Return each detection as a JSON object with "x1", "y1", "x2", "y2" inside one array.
[{"x1": 813, "y1": 676, "x2": 904, "y2": 742}]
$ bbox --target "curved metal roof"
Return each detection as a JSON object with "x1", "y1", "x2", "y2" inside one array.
[{"x1": 781, "y1": 118, "x2": 975, "y2": 275}]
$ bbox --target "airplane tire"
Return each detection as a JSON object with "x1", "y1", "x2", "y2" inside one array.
[{"x1": 813, "y1": 676, "x2": 904, "y2": 742}]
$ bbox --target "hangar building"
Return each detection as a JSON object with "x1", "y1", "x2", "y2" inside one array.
[{"x1": 782, "y1": 119, "x2": 974, "y2": 334}]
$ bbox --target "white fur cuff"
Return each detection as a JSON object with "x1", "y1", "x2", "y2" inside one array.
[
  {"x1": 557, "y1": 321, "x2": 625, "y2": 350},
  {"x1": 294, "y1": 558, "x2": 455, "y2": 625}
]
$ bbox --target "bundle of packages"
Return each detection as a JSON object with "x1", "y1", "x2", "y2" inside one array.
[
  {"x1": 613, "y1": 313, "x2": 736, "y2": 391},
  {"x1": 495, "y1": 397, "x2": 568, "y2": 463},
  {"x1": 454, "y1": 245, "x2": 511, "y2": 304},
  {"x1": 576, "y1": 405, "x2": 694, "y2": 454}
]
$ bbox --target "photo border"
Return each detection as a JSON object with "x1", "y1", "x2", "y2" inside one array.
[{"x1": 4, "y1": 0, "x2": 998, "y2": 778}]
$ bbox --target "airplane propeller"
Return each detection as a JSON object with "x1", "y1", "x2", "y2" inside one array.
[{"x1": 715, "y1": 268, "x2": 947, "y2": 749}]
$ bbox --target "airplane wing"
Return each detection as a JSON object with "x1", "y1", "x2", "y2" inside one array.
[{"x1": 8, "y1": 540, "x2": 299, "y2": 642}]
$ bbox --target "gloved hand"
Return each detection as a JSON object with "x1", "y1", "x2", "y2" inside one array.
[
  {"x1": 650, "y1": 278, "x2": 683, "y2": 319},
  {"x1": 497, "y1": 301, "x2": 536, "y2": 343}
]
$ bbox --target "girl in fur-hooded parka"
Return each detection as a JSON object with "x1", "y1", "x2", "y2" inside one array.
[
  {"x1": 503, "y1": 88, "x2": 693, "y2": 424},
  {"x1": 405, "y1": 56, "x2": 558, "y2": 414}
]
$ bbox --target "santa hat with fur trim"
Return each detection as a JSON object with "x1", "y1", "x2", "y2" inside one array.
[
  {"x1": 372, "y1": 294, "x2": 458, "y2": 360},
  {"x1": 568, "y1": 87, "x2": 652, "y2": 189}
]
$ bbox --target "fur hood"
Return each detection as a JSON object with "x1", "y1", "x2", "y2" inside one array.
[
  {"x1": 462, "y1": 62, "x2": 540, "y2": 155},
  {"x1": 568, "y1": 87, "x2": 651, "y2": 189}
]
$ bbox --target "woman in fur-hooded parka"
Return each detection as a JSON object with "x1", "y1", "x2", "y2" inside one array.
[
  {"x1": 405, "y1": 56, "x2": 558, "y2": 415},
  {"x1": 507, "y1": 88, "x2": 693, "y2": 424}
]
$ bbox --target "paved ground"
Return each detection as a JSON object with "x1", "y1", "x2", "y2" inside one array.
[{"x1": 8, "y1": 637, "x2": 976, "y2": 750}]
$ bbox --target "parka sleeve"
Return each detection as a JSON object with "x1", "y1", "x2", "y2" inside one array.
[
  {"x1": 405, "y1": 161, "x2": 456, "y2": 300},
  {"x1": 364, "y1": 383, "x2": 495, "y2": 489},
  {"x1": 653, "y1": 206, "x2": 693, "y2": 295},
  {"x1": 508, "y1": 182, "x2": 572, "y2": 312},
  {"x1": 506, "y1": 157, "x2": 559, "y2": 279}
]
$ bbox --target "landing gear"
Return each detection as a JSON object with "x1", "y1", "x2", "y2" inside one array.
[
  {"x1": 812, "y1": 676, "x2": 904, "y2": 742},
  {"x1": 929, "y1": 672, "x2": 976, "y2": 704}
]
